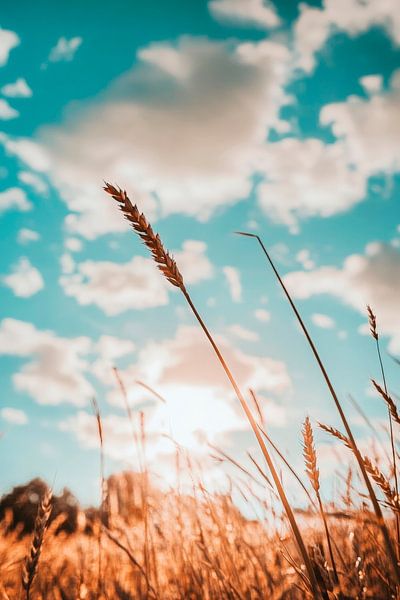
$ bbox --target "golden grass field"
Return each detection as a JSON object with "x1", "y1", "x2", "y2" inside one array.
[{"x1": 1, "y1": 184, "x2": 399, "y2": 599}]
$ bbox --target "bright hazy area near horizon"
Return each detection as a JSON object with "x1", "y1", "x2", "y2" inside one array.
[{"x1": 0, "y1": 0, "x2": 400, "y2": 508}]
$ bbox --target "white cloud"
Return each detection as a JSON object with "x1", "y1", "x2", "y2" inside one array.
[
  {"x1": 320, "y1": 70, "x2": 400, "y2": 178},
  {"x1": 3, "y1": 258, "x2": 44, "y2": 297},
  {"x1": 17, "y1": 228, "x2": 40, "y2": 244},
  {"x1": 0, "y1": 27, "x2": 19, "y2": 66},
  {"x1": 209, "y1": 0, "x2": 280, "y2": 29},
  {"x1": 284, "y1": 242, "x2": 400, "y2": 353},
  {"x1": 60, "y1": 239, "x2": 213, "y2": 314},
  {"x1": 65, "y1": 237, "x2": 83, "y2": 252},
  {"x1": 0, "y1": 187, "x2": 31, "y2": 214},
  {"x1": 60, "y1": 252, "x2": 75, "y2": 274},
  {"x1": 18, "y1": 170, "x2": 48, "y2": 195},
  {"x1": 223, "y1": 266, "x2": 242, "y2": 302},
  {"x1": 48, "y1": 36, "x2": 82, "y2": 62},
  {"x1": 91, "y1": 335, "x2": 136, "y2": 386},
  {"x1": 0, "y1": 98, "x2": 18, "y2": 120},
  {"x1": 0, "y1": 319, "x2": 93, "y2": 406},
  {"x1": 0, "y1": 133, "x2": 50, "y2": 171},
  {"x1": 296, "y1": 249, "x2": 315, "y2": 270},
  {"x1": 257, "y1": 138, "x2": 366, "y2": 231},
  {"x1": 294, "y1": 0, "x2": 400, "y2": 72},
  {"x1": 60, "y1": 255, "x2": 169, "y2": 315},
  {"x1": 34, "y1": 37, "x2": 289, "y2": 238},
  {"x1": 227, "y1": 324, "x2": 259, "y2": 341},
  {"x1": 254, "y1": 308, "x2": 270, "y2": 322},
  {"x1": 0, "y1": 320, "x2": 136, "y2": 408},
  {"x1": 0, "y1": 407, "x2": 28, "y2": 425},
  {"x1": 255, "y1": 69, "x2": 399, "y2": 230},
  {"x1": 311, "y1": 313, "x2": 336, "y2": 329},
  {"x1": 174, "y1": 240, "x2": 214, "y2": 285},
  {"x1": 2, "y1": 77, "x2": 32, "y2": 97},
  {"x1": 359, "y1": 74, "x2": 383, "y2": 94}
]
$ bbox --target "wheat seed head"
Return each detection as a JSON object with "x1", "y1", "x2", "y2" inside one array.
[
  {"x1": 371, "y1": 379, "x2": 400, "y2": 426},
  {"x1": 22, "y1": 487, "x2": 53, "y2": 596},
  {"x1": 104, "y1": 183, "x2": 185, "y2": 291},
  {"x1": 362, "y1": 455, "x2": 400, "y2": 513},
  {"x1": 367, "y1": 305, "x2": 378, "y2": 340},
  {"x1": 302, "y1": 417, "x2": 320, "y2": 494}
]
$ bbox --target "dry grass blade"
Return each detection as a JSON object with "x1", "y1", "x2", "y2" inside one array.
[
  {"x1": 104, "y1": 183, "x2": 185, "y2": 290},
  {"x1": 103, "y1": 527, "x2": 158, "y2": 599},
  {"x1": 90, "y1": 397, "x2": 106, "y2": 596},
  {"x1": 371, "y1": 379, "x2": 400, "y2": 426},
  {"x1": 22, "y1": 486, "x2": 52, "y2": 599},
  {"x1": 106, "y1": 184, "x2": 323, "y2": 600}
]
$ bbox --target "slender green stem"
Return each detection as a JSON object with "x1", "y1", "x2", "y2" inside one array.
[{"x1": 237, "y1": 232, "x2": 400, "y2": 584}]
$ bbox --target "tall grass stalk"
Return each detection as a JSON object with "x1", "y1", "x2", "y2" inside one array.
[
  {"x1": 91, "y1": 397, "x2": 105, "y2": 597},
  {"x1": 367, "y1": 305, "x2": 400, "y2": 557},
  {"x1": 236, "y1": 231, "x2": 400, "y2": 583},
  {"x1": 104, "y1": 183, "x2": 323, "y2": 599},
  {"x1": 302, "y1": 417, "x2": 339, "y2": 588}
]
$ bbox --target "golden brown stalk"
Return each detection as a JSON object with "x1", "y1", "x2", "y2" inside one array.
[
  {"x1": 302, "y1": 418, "x2": 339, "y2": 587},
  {"x1": 237, "y1": 231, "x2": 400, "y2": 584},
  {"x1": 368, "y1": 305, "x2": 400, "y2": 557},
  {"x1": 22, "y1": 487, "x2": 52, "y2": 599},
  {"x1": 105, "y1": 183, "x2": 322, "y2": 600},
  {"x1": 90, "y1": 397, "x2": 105, "y2": 597}
]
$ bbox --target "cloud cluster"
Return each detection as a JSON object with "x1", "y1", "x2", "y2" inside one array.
[
  {"x1": 17, "y1": 228, "x2": 40, "y2": 245},
  {"x1": 31, "y1": 37, "x2": 290, "y2": 238},
  {"x1": 0, "y1": 319, "x2": 93, "y2": 406},
  {"x1": 321, "y1": 70, "x2": 400, "y2": 178},
  {"x1": 0, "y1": 27, "x2": 19, "y2": 66},
  {"x1": 3, "y1": 258, "x2": 44, "y2": 297},
  {"x1": 284, "y1": 243, "x2": 400, "y2": 352},
  {"x1": 208, "y1": 0, "x2": 280, "y2": 29},
  {"x1": 0, "y1": 99, "x2": 18, "y2": 120},
  {"x1": 3, "y1": 34, "x2": 397, "y2": 234},
  {"x1": 257, "y1": 138, "x2": 366, "y2": 231},
  {"x1": 0, "y1": 187, "x2": 31, "y2": 214},
  {"x1": 60, "y1": 255, "x2": 169, "y2": 314},
  {"x1": 2, "y1": 78, "x2": 32, "y2": 98},
  {"x1": 0, "y1": 319, "x2": 135, "y2": 406},
  {"x1": 48, "y1": 36, "x2": 82, "y2": 62},
  {"x1": 0, "y1": 407, "x2": 28, "y2": 425},
  {"x1": 294, "y1": 0, "x2": 400, "y2": 72},
  {"x1": 60, "y1": 239, "x2": 213, "y2": 314},
  {"x1": 223, "y1": 266, "x2": 242, "y2": 302}
]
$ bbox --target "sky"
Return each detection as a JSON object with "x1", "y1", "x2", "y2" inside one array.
[{"x1": 0, "y1": 0, "x2": 400, "y2": 508}]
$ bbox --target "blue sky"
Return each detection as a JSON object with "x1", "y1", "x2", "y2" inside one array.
[{"x1": 0, "y1": 0, "x2": 400, "y2": 507}]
